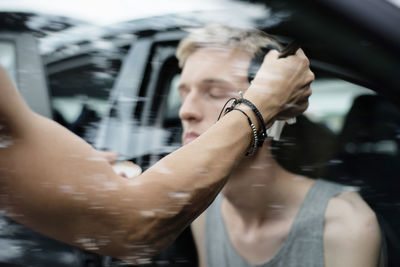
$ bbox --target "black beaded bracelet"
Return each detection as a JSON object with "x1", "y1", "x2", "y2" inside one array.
[
  {"x1": 225, "y1": 108, "x2": 258, "y2": 156},
  {"x1": 216, "y1": 97, "x2": 266, "y2": 156},
  {"x1": 236, "y1": 98, "x2": 267, "y2": 147}
]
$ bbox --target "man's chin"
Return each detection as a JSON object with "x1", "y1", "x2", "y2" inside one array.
[
  {"x1": 183, "y1": 136, "x2": 197, "y2": 145},
  {"x1": 182, "y1": 133, "x2": 200, "y2": 145}
]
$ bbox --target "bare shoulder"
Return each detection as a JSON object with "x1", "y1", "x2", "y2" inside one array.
[
  {"x1": 324, "y1": 190, "x2": 382, "y2": 267},
  {"x1": 325, "y1": 190, "x2": 380, "y2": 239}
]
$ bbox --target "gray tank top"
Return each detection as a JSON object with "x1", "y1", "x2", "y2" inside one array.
[{"x1": 205, "y1": 179, "x2": 352, "y2": 267}]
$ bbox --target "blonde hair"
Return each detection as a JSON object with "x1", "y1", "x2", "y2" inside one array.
[{"x1": 176, "y1": 24, "x2": 282, "y2": 68}]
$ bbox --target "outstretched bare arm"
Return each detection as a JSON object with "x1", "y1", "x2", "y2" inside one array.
[{"x1": 0, "y1": 49, "x2": 313, "y2": 262}]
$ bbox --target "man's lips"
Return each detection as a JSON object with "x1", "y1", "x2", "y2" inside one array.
[{"x1": 183, "y1": 132, "x2": 200, "y2": 145}]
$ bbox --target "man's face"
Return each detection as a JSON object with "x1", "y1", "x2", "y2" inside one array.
[{"x1": 178, "y1": 47, "x2": 251, "y2": 145}]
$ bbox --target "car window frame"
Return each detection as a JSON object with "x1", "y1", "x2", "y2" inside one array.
[{"x1": 0, "y1": 32, "x2": 52, "y2": 118}]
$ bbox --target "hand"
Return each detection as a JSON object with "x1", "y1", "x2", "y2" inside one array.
[
  {"x1": 96, "y1": 150, "x2": 142, "y2": 178},
  {"x1": 244, "y1": 48, "x2": 314, "y2": 123},
  {"x1": 111, "y1": 161, "x2": 142, "y2": 179}
]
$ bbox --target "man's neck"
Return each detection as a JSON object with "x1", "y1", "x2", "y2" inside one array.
[
  {"x1": 221, "y1": 143, "x2": 312, "y2": 226},
  {"x1": 218, "y1": 142, "x2": 315, "y2": 266}
]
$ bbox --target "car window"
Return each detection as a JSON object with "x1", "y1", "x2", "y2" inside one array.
[
  {"x1": 306, "y1": 78, "x2": 375, "y2": 133},
  {"x1": 0, "y1": 40, "x2": 17, "y2": 83},
  {"x1": 165, "y1": 74, "x2": 181, "y2": 121},
  {"x1": 94, "y1": 34, "x2": 184, "y2": 166},
  {"x1": 44, "y1": 36, "x2": 128, "y2": 140}
]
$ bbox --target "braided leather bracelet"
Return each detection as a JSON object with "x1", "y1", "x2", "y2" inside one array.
[
  {"x1": 236, "y1": 98, "x2": 267, "y2": 147},
  {"x1": 217, "y1": 97, "x2": 264, "y2": 156}
]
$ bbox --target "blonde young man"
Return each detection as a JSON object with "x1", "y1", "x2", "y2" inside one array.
[{"x1": 176, "y1": 25, "x2": 382, "y2": 267}]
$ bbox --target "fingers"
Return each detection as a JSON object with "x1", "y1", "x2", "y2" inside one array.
[
  {"x1": 296, "y1": 100, "x2": 310, "y2": 115},
  {"x1": 276, "y1": 100, "x2": 309, "y2": 120},
  {"x1": 288, "y1": 48, "x2": 310, "y2": 70},
  {"x1": 298, "y1": 63, "x2": 314, "y2": 89},
  {"x1": 275, "y1": 84, "x2": 312, "y2": 120},
  {"x1": 303, "y1": 85, "x2": 312, "y2": 98},
  {"x1": 262, "y1": 47, "x2": 311, "y2": 74},
  {"x1": 247, "y1": 45, "x2": 313, "y2": 121},
  {"x1": 263, "y1": 49, "x2": 279, "y2": 61},
  {"x1": 295, "y1": 84, "x2": 312, "y2": 106},
  {"x1": 118, "y1": 172, "x2": 128, "y2": 178},
  {"x1": 306, "y1": 70, "x2": 315, "y2": 86},
  {"x1": 111, "y1": 161, "x2": 142, "y2": 179},
  {"x1": 295, "y1": 48, "x2": 306, "y2": 58},
  {"x1": 293, "y1": 85, "x2": 312, "y2": 114}
]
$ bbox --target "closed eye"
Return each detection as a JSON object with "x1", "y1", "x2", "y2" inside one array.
[
  {"x1": 178, "y1": 85, "x2": 189, "y2": 100},
  {"x1": 201, "y1": 79, "x2": 237, "y2": 99},
  {"x1": 208, "y1": 87, "x2": 235, "y2": 99}
]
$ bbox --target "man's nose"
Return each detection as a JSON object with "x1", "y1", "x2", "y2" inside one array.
[{"x1": 179, "y1": 91, "x2": 203, "y2": 122}]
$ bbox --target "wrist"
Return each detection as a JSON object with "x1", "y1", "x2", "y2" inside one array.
[
  {"x1": 217, "y1": 97, "x2": 270, "y2": 155},
  {"x1": 219, "y1": 109, "x2": 256, "y2": 156},
  {"x1": 242, "y1": 91, "x2": 281, "y2": 129},
  {"x1": 235, "y1": 104, "x2": 260, "y2": 130}
]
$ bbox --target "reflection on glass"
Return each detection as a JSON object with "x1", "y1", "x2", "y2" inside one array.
[
  {"x1": 0, "y1": 41, "x2": 17, "y2": 84},
  {"x1": 306, "y1": 78, "x2": 375, "y2": 133},
  {"x1": 165, "y1": 74, "x2": 181, "y2": 120}
]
